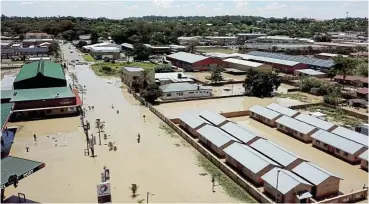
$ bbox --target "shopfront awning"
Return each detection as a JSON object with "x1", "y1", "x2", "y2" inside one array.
[{"x1": 1, "y1": 156, "x2": 45, "y2": 189}]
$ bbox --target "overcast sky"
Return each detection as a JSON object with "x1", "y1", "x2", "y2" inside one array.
[{"x1": 2, "y1": 0, "x2": 368, "y2": 20}]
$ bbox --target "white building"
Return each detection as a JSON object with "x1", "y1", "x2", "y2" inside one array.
[
  {"x1": 155, "y1": 72, "x2": 194, "y2": 85},
  {"x1": 83, "y1": 42, "x2": 121, "y2": 51},
  {"x1": 223, "y1": 58, "x2": 273, "y2": 73},
  {"x1": 160, "y1": 82, "x2": 212, "y2": 101},
  {"x1": 89, "y1": 47, "x2": 121, "y2": 60}
]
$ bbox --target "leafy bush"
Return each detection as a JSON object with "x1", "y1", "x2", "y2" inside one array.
[{"x1": 298, "y1": 77, "x2": 341, "y2": 96}]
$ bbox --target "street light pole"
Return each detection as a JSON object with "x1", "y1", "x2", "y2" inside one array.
[
  {"x1": 275, "y1": 170, "x2": 281, "y2": 203},
  {"x1": 146, "y1": 192, "x2": 154, "y2": 204}
]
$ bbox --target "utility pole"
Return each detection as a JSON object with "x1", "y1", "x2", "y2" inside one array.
[
  {"x1": 346, "y1": 12, "x2": 349, "y2": 19},
  {"x1": 146, "y1": 192, "x2": 154, "y2": 204},
  {"x1": 275, "y1": 170, "x2": 281, "y2": 203},
  {"x1": 96, "y1": 119, "x2": 105, "y2": 146},
  {"x1": 85, "y1": 121, "x2": 90, "y2": 156}
]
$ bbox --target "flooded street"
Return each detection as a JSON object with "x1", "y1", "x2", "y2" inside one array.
[{"x1": 6, "y1": 43, "x2": 239, "y2": 203}]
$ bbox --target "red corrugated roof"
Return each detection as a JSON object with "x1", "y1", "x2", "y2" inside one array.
[
  {"x1": 334, "y1": 75, "x2": 368, "y2": 83},
  {"x1": 73, "y1": 88, "x2": 83, "y2": 106},
  {"x1": 357, "y1": 88, "x2": 369, "y2": 95}
]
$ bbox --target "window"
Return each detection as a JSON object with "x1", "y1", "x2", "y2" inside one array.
[
  {"x1": 60, "y1": 108, "x2": 65, "y2": 113},
  {"x1": 167, "y1": 93, "x2": 171, "y2": 97},
  {"x1": 344, "y1": 152, "x2": 349, "y2": 157},
  {"x1": 189, "y1": 92, "x2": 194, "y2": 94},
  {"x1": 133, "y1": 76, "x2": 138, "y2": 80},
  {"x1": 46, "y1": 109, "x2": 52, "y2": 114},
  {"x1": 178, "y1": 92, "x2": 183, "y2": 96},
  {"x1": 323, "y1": 143, "x2": 328, "y2": 148},
  {"x1": 316, "y1": 141, "x2": 320, "y2": 144},
  {"x1": 336, "y1": 149, "x2": 340, "y2": 153}
]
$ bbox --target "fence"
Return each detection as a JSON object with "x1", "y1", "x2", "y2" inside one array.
[
  {"x1": 220, "y1": 110, "x2": 249, "y2": 118},
  {"x1": 317, "y1": 189, "x2": 368, "y2": 203},
  {"x1": 159, "y1": 94, "x2": 245, "y2": 104},
  {"x1": 129, "y1": 89, "x2": 272, "y2": 203}
]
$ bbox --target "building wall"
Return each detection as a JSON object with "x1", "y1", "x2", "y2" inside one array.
[
  {"x1": 264, "y1": 182, "x2": 312, "y2": 203},
  {"x1": 224, "y1": 62, "x2": 272, "y2": 73},
  {"x1": 14, "y1": 97, "x2": 76, "y2": 110},
  {"x1": 249, "y1": 111, "x2": 279, "y2": 127},
  {"x1": 276, "y1": 123, "x2": 317, "y2": 143},
  {"x1": 178, "y1": 120, "x2": 205, "y2": 138},
  {"x1": 161, "y1": 89, "x2": 212, "y2": 101},
  {"x1": 168, "y1": 57, "x2": 224, "y2": 71},
  {"x1": 312, "y1": 139, "x2": 367, "y2": 163},
  {"x1": 315, "y1": 176, "x2": 340, "y2": 199},
  {"x1": 121, "y1": 70, "x2": 143, "y2": 88},
  {"x1": 361, "y1": 159, "x2": 368, "y2": 170},
  {"x1": 90, "y1": 51, "x2": 120, "y2": 60}
]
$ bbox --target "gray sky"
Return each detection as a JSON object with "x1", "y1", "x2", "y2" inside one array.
[{"x1": 2, "y1": 0, "x2": 368, "y2": 19}]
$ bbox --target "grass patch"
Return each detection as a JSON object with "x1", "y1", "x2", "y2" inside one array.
[
  {"x1": 91, "y1": 62, "x2": 156, "y2": 76},
  {"x1": 159, "y1": 122, "x2": 190, "y2": 147},
  {"x1": 197, "y1": 48, "x2": 237, "y2": 54},
  {"x1": 275, "y1": 92, "x2": 317, "y2": 103},
  {"x1": 82, "y1": 54, "x2": 95, "y2": 62},
  {"x1": 197, "y1": 154, "x2": 256, "y2": 203},
  {"x1": 304, "y1": 105, "x2": 364, "y2": 127}
]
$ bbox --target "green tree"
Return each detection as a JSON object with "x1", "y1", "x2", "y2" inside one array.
[
  {"x1": 77, "y1": 40, "x2": 87, "y2": 48},
  {"x1": 188, "y1": 39, "x2": 198, "y2": 53},
  {"x1": 243, "y1": 69, "x2": 281, "y2": 97},
  {"x1": 155, "y1": 64, "x2": 172, "y2": 73},
  {"x1": 90, "y1": 31, "x2": 99, "y2": 44},
  {"x1": 48, "y1": 41, "x2": 60, "y2": 59},
  {"x1": 140, "y1": 84, "x2": 163, "y2": 103},
  {"x1": 209, "y1": 67, "x2": 223, "y2": 84},
  {"x1": 332, "y1": 55, "x2": 357, "y2": 88},
  {"x1": 132, "y1": 43, "x2": 151, "y2": 61}
]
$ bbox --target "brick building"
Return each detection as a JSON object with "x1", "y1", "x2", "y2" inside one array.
[
  {"x1": 165, "y1": 52, "x2": 224, "y2": 71},
  {"x1": 276, "y1": 116, "x2": 319, "y2": 143},
  {"x1": 249, "y1": 105, "x2": 282, "y2": 127}
]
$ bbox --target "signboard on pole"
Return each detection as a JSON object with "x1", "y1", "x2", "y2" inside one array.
[{"x1": 97, "y1": 181, "x2": 112, "y2": 203}]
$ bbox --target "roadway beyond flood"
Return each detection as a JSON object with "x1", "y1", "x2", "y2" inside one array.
[{"x1": 5, "y1": 43, "x2": 241, "y2": 203}]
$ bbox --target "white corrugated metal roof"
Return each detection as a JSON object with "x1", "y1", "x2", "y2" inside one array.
[
  {"x1": 276, "y1": 116, "x2": 316, "y2": 134},
  {"x1": 199, "y1": 110, "x2": 228, "y2": 126},
  {"x1": 250, "y1": 139, "x2": 301, "y2": 167},
  {"x1": 223, "y1": 58, "x2": 263, "y2": 68},
  {"x1": 331, "y1": 126, "x2": 368, "y2": 147},
  {"x1": 239, "y1": 54, "x2": 300, "y2": 66},
  {"x1": 294, "y1": 114, "x2": 335, "y2": 131},
  {"x1": 311, "y1": 130, "x2": 364, "y2": 154},
  {"x1": 292, "y1": 162, "x2": 340, "y2": 185},
  {"x1": 90, "y1": 47, "x2": 120, "y2": 52},
  {"x1": 249, "y1": 105, "x2": 281, "y2": 120},
  {"x1": 179, "y1": 113, "x2": 207, "y2": 129},
  {"x1": 166, "y1": 52, "x2": 208, "y2": 64},
  {"x1": 160, "y1": 83, "x2": 210, "y2": 93},
  {"x1": 296, "y1": 69, "x2": 326, "y2": 76},
  {"x1": 220, "y1": 122, "x2": 259, "y2": 144},
  {"x1": 262, "y1": 168, "x2": 312, "y2": 194},
  {"x1": 266, "y1": 103, "x2": 299, "y2": 117},
  {"x1": 224, "y1": 143, "x2": 279, "y2": 174},
  {"x1": 197, "y1": 124, "x2": 234, "y2": 147}
]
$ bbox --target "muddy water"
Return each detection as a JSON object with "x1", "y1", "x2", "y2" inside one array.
[
  {"x1": 233, "y1": 116, "x2": 368, "y2": 194},
  {"x1": 6, "y1": 43, "x2": 239, "y2": 203}
]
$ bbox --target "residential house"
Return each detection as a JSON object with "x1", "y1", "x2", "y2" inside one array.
[
  {"x1": 248, "y1": 105, "x2": 282, "y2": 127},
  {"x1": 359, "y1": 150, "x2": 368, "y2": 171},
  {"x1": 266, "y1": 103, "x2": 300, "y2": 118},
  {"x1": 204, "y1": 36, "x2": 237, "y2": 46},
  {"x1": 155, "y1": 72, "x2": 194, "y2": 86},
  {"x1": 294, "y1": 114, "x2": 337, "y2": 131},
  {"x1": 292, "y1": 161, "x2": 341, "y2": 199},
  {"x1": 198, "y1": 110, "x2": 229, "y2": 127},
  {"x1": 224, "y1": 143, "x2": 280, "y2": 186},
  {"x1": 223, "y1": 58, "x2": 272, "y2": 73},
  {"x1": 83, "y1": 42, "x2": 121, "y2": 52},
  {"x1": 311, "y1": 130, "x2": 367, "y2": 164},
  {"x1": 24, "y1": 32, "x2": 53, "y2": 39},
  {"x1": 121, "y1": 43, "x2": 134, "y2": 51},
  {"x1": 89, "y1": 47, "x2": 121, "y2": 60},
  {"x1": 356, "y1": 88, "x2": 368, "y2": 101},
  {"x1": 165, "y1": 52, "x2": 223, "y2": 71},
  {"x1": 236, "y1": 33, "x2": 267, "y2": 44},
  {"x1": 144, "y1": 44, "x2": 171, "y2": 54},
  {"x1": 160, "y1": 83, "x2": 212, "y2": 101},
  {"x1": 262, "y1": 168, "x2": 313, "y2": 203},
  {"x1": 220, "y1": 122, "x2": 261, "y2": 145},
  {"x1": 250, "y1": 139, "x2": 304, "y2": 170},
  {"x1": 177, "y1": 36, "x2": 203, "y2": 45},
  {"x1": 197, "y1": 124, "x2": 235, "y2": 158},
  {"x1": 314, "y1": 53, "x2": 348, "y2": 60},
  {"x1": 178, "y1": 113, "x2": 207, "y2": 138},
  {"x1": 276, "y1": 116, "x2": 319, "y2": 143},
  {"x1": 121, "y1": 67, "x2": 144, "y2": 88},
  {"x1": 334, "y1": 75, "x2": 368, "y2": 88},
  {"x1": 22, "y1": 39, "x2": 54, "y2": 47},
  {"x1": 79, "y1": 34, "x2": 91, "y2": 41}
]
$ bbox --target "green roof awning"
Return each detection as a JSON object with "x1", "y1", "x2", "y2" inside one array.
[
  {"x1": 1, "y1": 156, "x2": 45, "y2": 189},
  {"x1": 1, "y1": 103, "x2": 13, "y2": 130},
  {"x1": 1, "y1": 90, "x2": 14, "y2": 100},
  {"x1": 10, "y1": 87, "x2": 74, "y2": 102}
]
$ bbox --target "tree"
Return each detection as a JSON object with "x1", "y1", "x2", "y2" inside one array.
[
  {"x1": 48, "y1": 41, "x2": 60, "y2": 59},
  {"x1": 332, "y1": 55, "x2": 356, "y2": 88},
  {"x1": 140, "y1": 84, "x2": 163, "y2": 103},
  {"x1": 155, "y1": 64, "x2": 172, "y2": 73},
  {"x1": 188, "y1": 39, "x2": 198, "y2": 53},
  {"x1": 132, "y1": 43, "x2": 151, "y2": 61},
  {"x1": 326, "y1": 68, "x2": 337, "y2": 81},
  {"x1": 272, "y1": 46, "x2": 278, "y2": 53},
  {"x1": 19, "y1": 34, "x2": 24, "y2": 41},
  {"x1": 77, "y1": 40, "x2": 87, "y2": 48},
  {"x1": 353, "y1": 60, "x2": 368, "y2": 77},
  {"x1": 90, "y1": 31, "x2": 99, "y2": 44},
  {"x1": 243, "y1": 69, "x2": 281, "y2": 97},
  {"x1": 209, "y1": 67, "x2": 223, "y2": 84}
]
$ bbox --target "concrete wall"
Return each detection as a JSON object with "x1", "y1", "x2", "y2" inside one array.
[
  {"x1": 220, "y1": 110, "x2": 249, "y2": 118},
  {"x1": 276, "y1": 123, "x2": 314, "y2": 142},
  {"x1": 315, "y1": 177, "x2": 341, "y2": 199},
  {"x1": 130, "y1": 90, "x2": 273, "y2": 203},
  {"x1": 249, "y1": 112, "x2": 277, "y2": 127},
  {"x1": 317, "y1": 189, "x2": 368, "y2": 203}
]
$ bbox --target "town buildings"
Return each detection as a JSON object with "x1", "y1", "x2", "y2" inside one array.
[
  {"x1": 220, "y1": 122, "x2": 261, "y2": 145},
  {"x1": 121, "y1": 67, "x2": 145, "y2": 88},
  {"x1": 276, "y1": 116, "x2": 319, "y2": 143},
  {"x1": 144, "y1": 44, "x2": 171, "y2": 54},
  {"x1": 262, "y1": 168, "x2": 313, "y2": 203},
  {"x1": 204, "y1": 36, "x2": 237, "y2": 46},
  {"x1": 198, "y1": 110, "x2": 229, "y2": 127},
  {"x1": 266, "y1": 103, "x2": 300, "y2": 118},
  {"x1": 359, "y1": 150, "x2": 368, "y2": 170},
  {"x1": 224, "y1": 143, "x2": 279, "y2": 186},
  {"x1": 24, "y1": 32, "x2": 53, "y2": 39},
  {"x1": 311, "y1": 130, "x2": 367, "y2": 164},
  {"x1": 295, "y1": 69, "x2": 327, "y2": 78},
  {"x1": 82, "y1": 42, "x2": 121, "y2": 52},
  {"x1": 223, "y1": 58, "x2": 273, "y2": 73},
  {"x1": 249, "y1": 105, "x2": 282, "y2": 127},
  {"x1": 160, "y1": 83, "x2": 212, "y2": 101},
  {"x1": 292, "y1": 162, "x2": 341, "y2": 199},
  {"x1": 356, "y1": 88, "x2": 368, "y2": 101},
  {"x1": 294, "y1": 114, "x2": 337, "y2": 131},
  {"x1": 155, "y1": 72, "x2": 194, "y2": 85},
  {"x1": 177, "y1": 36, "x2": 202, "y2": 45},
  {"x1": 334, "y1": 75, "x2": 368, "y2": 88},
  {"x1": 236, "y1": 33, "x2": 266, "y2": 44},
  {"x1": 89, "y1": 47, "x2": 121, "y2": 60},
  {"x1": 165, "y1": 52, "x2": 223, "y2": 71},
  {"x1": 178, "y1": 113, "x2": 207, "y2": 138},
  {"x1": 314, "y1": 53, "x2": 348, "y2": 60}
]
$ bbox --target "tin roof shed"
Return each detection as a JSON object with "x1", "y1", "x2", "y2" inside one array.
[
  {"x1": 292, "y1": 162, "x2": 341, "y2": 185},
  {"x1": 199, "y1": 110, "x2": 228, "y2": 126},
  {"x1": 266, "y1": 103, "x2": 299, "y2": 117},
  {"x1": 197, "y1": 124, "x2": 234, "y2": 148},
  {"x1": 249, "y1": 105, "x2": 281, "y2": 120},
  {"x1": 276, "y1": 116, "x2": 317, "y2": 134},
  {"x1": 294, "y1": 114, "x2": 336, "y2": 131}
]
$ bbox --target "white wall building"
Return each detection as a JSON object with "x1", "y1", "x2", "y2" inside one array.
[{"x1": 160, "y1": 82, "x2": 212, "y2": 101}]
